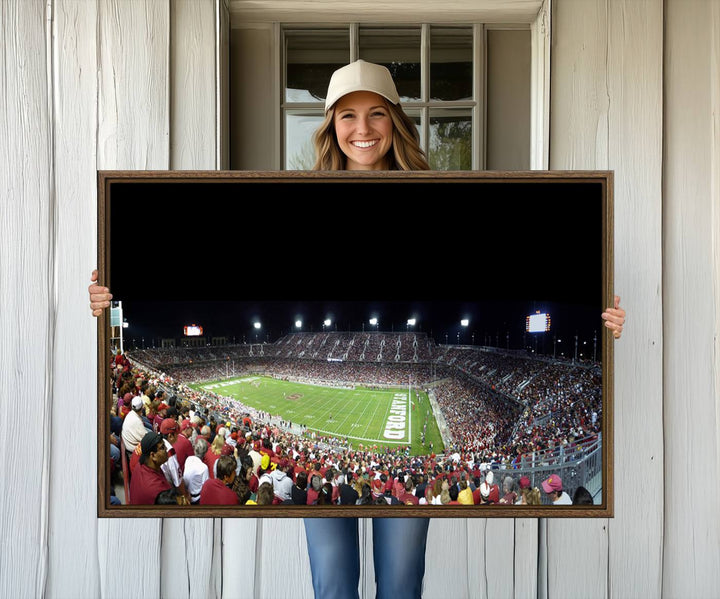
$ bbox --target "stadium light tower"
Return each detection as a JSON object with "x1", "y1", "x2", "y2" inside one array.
[
  {"x1": 254, "y1": 321, "x2": 261, "y2": 342},
  {"x1": 593, "y1": 330, "x2": 597, "y2": 361},
  {"x1": 323, "y1": 318, "x2": 331, "y2": 332},
  {"x1": 407, "y1": 318, "x2": 416, "y2": 331},
  {"x1": 369, "y1": 317, "x2": 378, "y2": 331},
  {"x1": 295, "y1": 319, "x2": 302, "y2": 330},
  {"x1": 574, "y1": 334, "x2": 578, "y2": 362},
  {"x1": 460, "y1": 318, "x2": 469, "y2": 344}
]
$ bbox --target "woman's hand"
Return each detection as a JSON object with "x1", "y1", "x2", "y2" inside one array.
[
  {"x1": 89, "y1": 269, "x2": 112, "y2": 317},
  {"x1": 602, "y1": 295, "x2": 625, "y2": 339}
]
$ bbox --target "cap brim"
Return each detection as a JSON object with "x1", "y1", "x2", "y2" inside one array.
[{"x1": 325, "y1": 86, "x2": 398, "y2": 111}]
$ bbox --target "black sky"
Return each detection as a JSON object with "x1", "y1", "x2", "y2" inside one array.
[{"x1": 104, "y1": 175, "x2": 608, "y2": 352}]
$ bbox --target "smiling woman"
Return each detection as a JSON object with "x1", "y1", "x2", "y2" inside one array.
[
  {"x1": 311, "y1": 60, "x2": 430, "y2": 172},
  {"x1": 301, "y1": 59, "x2": 433, "y2": 599},
  {"x1": 333, "y1": 90, "x2": 394, "y2": 170}
]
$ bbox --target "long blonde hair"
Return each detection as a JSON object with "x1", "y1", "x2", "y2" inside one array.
[
  {"x1": 521, "y1": 487, "x2": 542, "y2": 505},
  {"x1": 211, "y1": 433, "x2": 225, "y2": 456},
  {"x1": 312, "y1": 100, "x2": 430, "y2": 171}
]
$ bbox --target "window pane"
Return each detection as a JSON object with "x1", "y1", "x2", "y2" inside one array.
[
  {"x1": 486, "y1": 29, "x2": 530, "y2": 169},
  {"x1": 430, "y1": 27, "x2": 473, "y2": 101},
  {"x1": 429, "y1": 109, "x2": 472, "y2": 170},
  {"x1": 285, "y1": 30, "x2": 350, "y2": 103},
  {"x1": 359, "y1": 27, "x2": 421, "y2": 102},
  {"x1": 402, "y1": 109, "x2": 424, "y2": 148},
  {"x1": 285, "y1": 112, "x2": 324, "y2": 170}
]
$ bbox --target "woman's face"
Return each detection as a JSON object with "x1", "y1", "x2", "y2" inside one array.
[{"x1": 333, "y1": 90, "x2": 394, "y2": 170}]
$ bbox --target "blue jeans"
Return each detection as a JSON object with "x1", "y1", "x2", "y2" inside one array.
[{"x1": 303, "y1": 517, "x2": 430, "y2": 599}]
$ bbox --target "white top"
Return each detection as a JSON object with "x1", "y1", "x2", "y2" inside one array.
[
  {"x1": 183, "y1": 456, "x2": 209, "y2": 502},
  {"x1": 121, "y1": 410, "x2": 148, "y2": 453},
  {"x1": 553, "y1": 491, "x2": 573, "y2": 505}
]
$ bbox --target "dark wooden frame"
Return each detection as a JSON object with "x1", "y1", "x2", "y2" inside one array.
[{"x1": 97, "y1": 170, "x2": 614, "y2": 518}]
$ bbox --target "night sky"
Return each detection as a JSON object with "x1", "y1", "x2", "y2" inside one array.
[
  {"x1": 103, "y1": 174, "x2": 609, "y2": 355},
  {"x1": 116, "y1": 299, "x2": 601, "y2": 357}
]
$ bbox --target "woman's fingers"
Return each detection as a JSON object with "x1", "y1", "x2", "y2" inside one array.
[
  {"x1": 601, "y1": 296, "x2": 625, "y2": 339},
  {"x1": 89, "y1": 270, "x2": 112, "y2": 316}
]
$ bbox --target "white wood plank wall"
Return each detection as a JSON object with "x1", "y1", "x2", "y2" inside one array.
[
  {"x1": 0, "y1": 2, "x2": 53, "y2": 599},
  {"x1": 95, "y1": 0, "x2": 169, "y2": 596},
  {"x1": 663, "y1": 2, "x2": 720, "y2": 598},
  {"x1": 550, "y1": 2, "x2": 664, "y2": 598},
  {"x1": 47, "y1": 1, "x2": 101, "y2": 597},
  {"x1": 1, "y1": 1, "x2": 719, "y2": 598}
]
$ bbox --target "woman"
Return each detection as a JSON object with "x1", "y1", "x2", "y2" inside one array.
[
  {"x1": 204, "y1": 432, "x2": 224, "y2": 478},
  {"x1": 311, "y1": 60, "x2": 428, "y2": 172},
  {"x1": 89, "y1": 59, "x2": 626, "y2": 599},
  {"x1": 498, "y1": 475, "x2": 518, "y2": 505},
  {"x1": 439, "y1": 481, "x2": 452, "y2": 505},
  {"x1": 231, "y1": 453, "x2": 254, "y2": 504},
  {"x1": 521, "y1": 486, "x2": 542, "y2": 506},
  {"x1": 302, "y1": 59, "x2": 433, "y2": 599},
  {"x1": 428, "y1": 477, "x2": 444, "y2": 505}
]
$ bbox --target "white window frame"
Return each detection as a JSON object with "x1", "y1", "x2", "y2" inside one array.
[{"x1": 228, "y1": 0, "x2": 550, "y2": 170}]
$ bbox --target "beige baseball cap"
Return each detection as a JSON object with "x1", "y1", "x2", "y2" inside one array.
[{"x1": 324, "y1": 59, "x2": 400, "y2": 112}]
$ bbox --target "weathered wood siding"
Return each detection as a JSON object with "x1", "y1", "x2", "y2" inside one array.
[
  {"x1": 1, "y1": 1, "x2": 718, "y2": 598},
  {"x1": 663, "y1": 1, "x2": 720, "y2": 597},
  {"x1": 549, "y1": 1, "x2": 664, "y2": 598}
]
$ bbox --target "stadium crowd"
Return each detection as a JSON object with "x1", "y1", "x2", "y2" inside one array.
[
  {"x1": 162, "y1": 358, "x2": 442, "y2": 388},
  {"x1": 108, "y1": 340, "x2": 602, "y2": 508},
  {"x1": 133, "y1": 331, "x2": 436, "y2": 369}
]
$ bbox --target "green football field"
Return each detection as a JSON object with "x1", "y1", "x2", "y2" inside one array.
[{"x1": 189, "y1": 375, "x2": 445, "y2": 455}]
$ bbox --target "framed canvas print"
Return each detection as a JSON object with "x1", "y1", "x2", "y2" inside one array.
[{"x1": 97, "y1": 170, "x2": 614, "y2": 518}]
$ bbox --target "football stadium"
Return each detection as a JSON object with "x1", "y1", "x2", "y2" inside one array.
[
  {"x1": 189, "y1": 375, "x2": 441, "y2": 455},
  {"x1": 111, "y1": 322, "x2": 604, "y2": 508}
]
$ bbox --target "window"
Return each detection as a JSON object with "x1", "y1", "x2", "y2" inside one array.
[
  {"x1": 281, "y1": 25, "x2": 529, "y2": 171},
  {"x1": 229, "y1": 22, "x2": 531, "y2": 171}
]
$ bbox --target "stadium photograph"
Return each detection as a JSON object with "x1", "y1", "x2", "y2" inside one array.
[{"x1": 99, "y1": 172, "x2": 612, "y2": 516}]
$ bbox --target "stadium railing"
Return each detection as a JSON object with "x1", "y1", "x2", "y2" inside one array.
[{"x1": 501, "y1": 434, "x2": 603, "y2": 504}]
